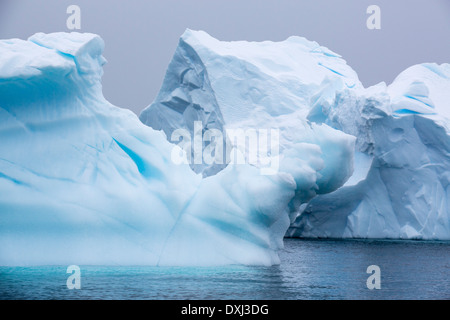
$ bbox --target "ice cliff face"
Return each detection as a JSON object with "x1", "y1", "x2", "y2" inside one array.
[
  {"x1": 141, "y1": 29, "x2": 358, "y2": 221},
  {"x1": 0, "y1": 33, "x2": 300, "y2": 266},
  {"x1": 141, "y1": 29, "x2": 358, "y2": 180},
  {"x1": 142, "y1": 30, "x2": 450, "y2": 240}
]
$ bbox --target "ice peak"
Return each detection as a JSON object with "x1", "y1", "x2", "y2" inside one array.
[{"x1": 0, "y1": 32, "x2": 106, "y2": 85}]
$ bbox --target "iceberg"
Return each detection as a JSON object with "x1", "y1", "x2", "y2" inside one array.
[
  {"x1": 142, "y1": 30, "x2": 450, "y2": 241},
  {"x1": 1, "y1": 30, "x2": 449, "y2": 268},
  {"x1": 0, "y1": 32, "x2": 300, "y2": 266}
]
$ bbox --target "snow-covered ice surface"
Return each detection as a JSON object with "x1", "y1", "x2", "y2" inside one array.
[
  {"x1": 0, "y1": 32, "x2": 302, "y2": 266},
  {"x1": 142, "y1": 30, "x2": 450, "y2": 241}
]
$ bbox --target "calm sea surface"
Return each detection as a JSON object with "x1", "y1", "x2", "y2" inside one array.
[{"x1": 0, "y1": 239, "x2": 449, "y2": 300}]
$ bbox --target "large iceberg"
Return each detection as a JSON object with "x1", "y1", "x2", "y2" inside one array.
[
  {"x1": 141, "y1": 30, "x2": 450, "y2": 240},
  {"x1": 0, "y1": 32, "x2": 304, "y2": 266},
  {"x1": 1, "y1": 30, "x2": 449, "y2": 268}
]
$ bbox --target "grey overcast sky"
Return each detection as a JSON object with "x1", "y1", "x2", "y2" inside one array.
[{"x1": 0, "y1": 0, "x2": 449, "y2": 115}]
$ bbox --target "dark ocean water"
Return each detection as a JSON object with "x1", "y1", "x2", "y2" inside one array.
[{"x1": 0, "y1": 239, "x2": 449, "y2": 300}]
